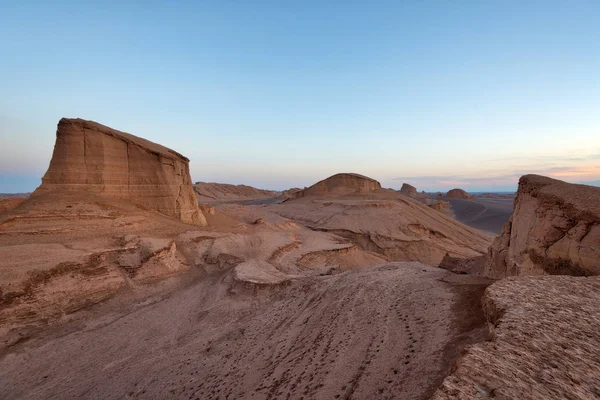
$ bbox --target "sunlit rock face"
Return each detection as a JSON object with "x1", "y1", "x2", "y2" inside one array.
[
  {"x1": 34, "y1": 118, "x2": 206, "y2": 225},
  {"x1": 485, "y1": 174, "x2": 600, "y2": 278}
]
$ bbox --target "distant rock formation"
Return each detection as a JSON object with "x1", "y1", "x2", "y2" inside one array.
[
  {"x1": 429, "y1": 199, "x2": 450, "y2": 214},
  {"x1": 281, "y1": 188, "x2": 302, "y2": 199},
  {"x1": 0, "y1": 198, "x2": 26, "y2": 214},
  {"x1": 34, "y1": 118, "x2": 206, "y2": 225},
  {"x1": 485, "y1": 175, "x2": 600, "y2": 278},
  {"x1": 446, "y1": 188, "x2": 471, "y2": 199},
  {"x1": 399, "y1": 183, "x2": 417, "y2": 197},
  {"x1": 294, "y1": 173, "x2": 381, "y2": 198},
  {"x1": 194, "y1": 181, "x2": 278, "y2": 202}
]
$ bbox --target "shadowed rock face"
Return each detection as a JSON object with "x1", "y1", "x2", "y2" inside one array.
[
  {"x1": 485, "y1": 174, "x2": 600, "y2": 278},
  {"x1": 294, "y1": 173, "x2": 381, "y2": 198},
  {"x1": 34, "y1": 118, "x2": 205, "y2": 225},
  {"x1": 400, "y1": 183, "x2": 417, "y2": 197}
]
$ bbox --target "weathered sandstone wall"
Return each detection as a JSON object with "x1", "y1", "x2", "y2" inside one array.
[
  {"x1": 400, "y1": 183, "x2": 417, "y2": 197},
  {"x1": 485, "y1": 175, "x2": 600, "y2": 278},
  {"x1": 34, "y1": 118, "x2": 205, "y2": 225}
]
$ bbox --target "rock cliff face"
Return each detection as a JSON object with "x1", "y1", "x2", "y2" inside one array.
[
  {"x1": 446, "y1": 188, "x2": 471, "y2": 199},
  {"x1": 34, "y1": 118, "x2": 205, "y2": 225},
  {"x1": 294, "y1": 173, "x2": 381, "y2": 198},
  {"x1": 400, "y1": 183, "x2": 417, "y2": 197},
  {"x1": 485, "y1": 175, "x2": 600, "y2": 278}
]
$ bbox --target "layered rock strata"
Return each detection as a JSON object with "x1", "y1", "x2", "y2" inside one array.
[{"x1": 34, "y1": 118, "x2": 205, "y2": 225}]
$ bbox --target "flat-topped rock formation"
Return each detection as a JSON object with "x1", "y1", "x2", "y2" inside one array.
[
  {"x1": 294, "y1": 173, "x2": 381, "y2": 198},
  {"x1": 34, "y1": 118, "x2": 205, "y2": 225},
  {"x1": 446, "y1": 188, "x2": 471, "y2": 199},
  {"x1": 400, "y1": 183, "x2": 417, "y2": 197},
  {"x1": 485, "y1": 175, "x2": 600, "y2": 278},
  {"x1": 433, "y1": 275, "x2": 600, "y2": 400},
  {"x1": 194, "y1": 181, "x2": 278, "y2": 203}
]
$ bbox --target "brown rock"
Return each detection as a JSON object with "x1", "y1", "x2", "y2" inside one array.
[
  {"x1": 485, "y1": 175, "x2": 600, "y2": 278},
  {"x1": 272, "y1": 183, "x2": 492, "y2": 266},
  {"x1": 429, "y1": 200, "x2": 450, "y2": 213},
  {"x1": 438, "y1": 253, "x2": 485, "y2": 275},
  {"x1": 433, "y1": 275, "x2": 600, "y2": 400},
  {"x1": 0, "y1": 198, "x2": 26, "y2": 214},
  {"x1": 400, "y1": 183, "x2": 417, "y2": 197},
  {"x1": 446, "y1": 188, "x2": 471, "y2": 199},
  {"x1": 33, "y1": 118, "x2": 205, "y2": 225},
  {"x1": 294, "y1": 173, "x2": 381, "y2": 198},
  {"x1": 194, "y1": 182, "x2": 278, "y2": 202}
]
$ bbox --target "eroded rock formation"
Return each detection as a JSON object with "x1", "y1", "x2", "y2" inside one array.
[
  {"x1": 400, "y1": 183, "x2": 417, "y2": 197},
  {"x1": 294, "y1": 173, "x2": 381, "y2": 198},
  {"x1": 485, "y1": 175, "x2": 600, "y2": 278},
  {"x1": 194, "y1": 181, "x2": 278, "y2": 202},
  {"x1": 446, "y1": 188, "x2": 471, "y2": 199},
  {"x1": 34, "y1": 118, "x2": 205, "y2": 225},
  {"x1": 433, "y1": 275, "x2": 600, "y2": 400}
]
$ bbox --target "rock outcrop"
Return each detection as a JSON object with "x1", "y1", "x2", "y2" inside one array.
[
  {"x1": 400, "y1": 183, "x2": 417, "y2": 197},
  {"x1": 429, "y1": 199, "x2": 450, "y2": 213},
  {"x1": 485, "y1": 175, "x2": 600, "y2": 278},
  {"x1": 433, "y1": 275, "x2": 600, "y2": 400},
  {"x1": 446, "y1": 188, "x2": 471, "y2": 199},
  {"x1": 294, "y1": 173, "x2": 381, "y2": 198},
  {"x1": 34, "y1": 118, "x2": 205, "y2": 225}
]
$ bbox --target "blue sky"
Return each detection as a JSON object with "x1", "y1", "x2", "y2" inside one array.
[{"x1": 1, "y1": 0, "x2": 599, "y2": 192}]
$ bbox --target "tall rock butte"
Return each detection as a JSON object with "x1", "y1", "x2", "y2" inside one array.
[
  {"x1": 485, "y1": 175, "x2": 600, "y2": 278},
  {"x1": 34, "y1": 118, "x2": 206, "y2": 225},
  {"x1": 294, "y1": 173, "x2": 381, "y2": 198},
  {"x1": 399, "y1": 183, "x2": 417, "y2": 197}
]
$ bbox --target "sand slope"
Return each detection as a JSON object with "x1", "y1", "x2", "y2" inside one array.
[
  {"x1": 270, "y1": 192, "x2": 492, "y2": 265},
  {"x1": 0, "y1": 263, "x2": 489, "y2": 400}
]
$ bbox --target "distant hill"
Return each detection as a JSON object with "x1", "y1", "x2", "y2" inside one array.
[{"x1": 194, "y1": 181, "x2": 279, "y2": 203}]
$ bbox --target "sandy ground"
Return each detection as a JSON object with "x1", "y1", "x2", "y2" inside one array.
[
  {"x1": 442, "y1": 197, "x2": 513, "y2": 234},
  {"x1": 0, "y1": 263, "x2": 490, "y2": 400}
]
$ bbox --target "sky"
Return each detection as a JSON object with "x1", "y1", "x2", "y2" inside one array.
[{"x1": 1, "y1": 0, "x2": 599, "y2": 193}]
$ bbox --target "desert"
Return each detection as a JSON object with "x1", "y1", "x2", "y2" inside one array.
[
  {"x1": 3, "y1": 3, "x2": 600, "y2": 399},
  {"x1": 1, "y1": 117, "x2": 599, "y2": 400}
]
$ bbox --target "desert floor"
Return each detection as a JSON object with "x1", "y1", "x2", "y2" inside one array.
[
  {"x1": 0, "y1": 263, "x2": 489, "y2": 400},
  {"x1": 442, "y1": 197, "x2": 513, "y2": 234}
]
